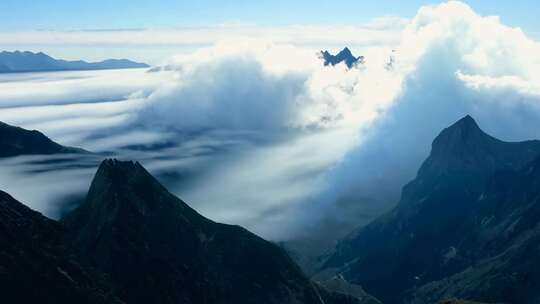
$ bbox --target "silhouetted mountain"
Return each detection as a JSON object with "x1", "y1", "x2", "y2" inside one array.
[
  {"x1": 0, "y1": 157, "x2": 371, "y2": 304},
  {"x1": 321, "y1": 47, "x2": 364, "y2": 68},
  {"x1": 320, "y1": 115, "x2": 540, "y2": 304},
  {"x1": 0, "y1": 51, "x2": 148, "y2": 73},
  {"x1": 0, "y1": 121, "x2": 87, "y2": 157},
  {"x1": 0, "y1": 191, "x2": 121, "y2": 303},
  {"x1": 63, "y1": 159, "x2": 368, "y2": 304}
]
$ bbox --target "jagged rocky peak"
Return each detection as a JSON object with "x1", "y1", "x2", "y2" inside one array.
[
  {"x1": 67, "y1": 158, "x2": 198, "y2": 229},
  {"x1": 93, "y1": 158, "x2": 147, "y2": 184},
  {"x1": 321, "y1": 47, "x2": 364, "y2": 68},
  {"x1": 337, "y1": 47, "x2": 354, "y2": 57}
]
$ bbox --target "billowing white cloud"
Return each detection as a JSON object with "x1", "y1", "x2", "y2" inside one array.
[
  {"x1": 3, "y1": 1, "x2": 540, "y2": 241},
  {"x1": 287, "y1": 0, "x2": 540, "y2": 240},
  {"x1": 138, "y1": 40, "x2": 401, "y2": 132}
]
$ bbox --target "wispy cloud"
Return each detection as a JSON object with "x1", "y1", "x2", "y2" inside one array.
[
  {"x1": 0, "y1": 20, "x2": 406, "y2": 49},
  {"x1": 3, "y1": 2, "x2": 540, "y2": 241}
]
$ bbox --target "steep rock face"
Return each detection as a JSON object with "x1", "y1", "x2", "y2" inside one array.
[
  {"x1": 0, "y1": 121, "x2": 86, "y2": 157},
  {"x1": 409, "y1": 155, "x2": 540, "y2": 303},
  {"x1": 0, "y1": 191, "x2": 120, "y2": 304},
  {"x1": 320, "y1": 116, "x2": 540, "y2": 304},
  {"x1": 321, "y1": 48, "x2": 364, "y2": 68},
  {"x1": 63, "y1": 159, "x2": 363, "y2": 304}
]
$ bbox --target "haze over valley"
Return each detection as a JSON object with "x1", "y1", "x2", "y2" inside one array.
[{"x1": 2, "y1": 1, "x2": 540, "y2": 303}]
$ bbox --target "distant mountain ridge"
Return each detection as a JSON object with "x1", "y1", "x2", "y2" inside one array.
[
  {"x1": 0, "y1": 50, "x2": 149, "y2": 73},
  {"x1": 318, "y1": 115, "x2": 540, "y2": 304},
  {"x1": 0, "y1": 121, "x2": 87, "y2": 157},
  {"x1": 321, "y1": 47, "x2": 364, "y2": 68}
]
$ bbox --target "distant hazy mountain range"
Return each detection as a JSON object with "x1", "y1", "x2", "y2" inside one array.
[
  {"x1": 320, "y1": 47, "x2": 364, "y2": 68},
  {"x1": 0, "y1": 51, "x2": 149, "y2": 73}
]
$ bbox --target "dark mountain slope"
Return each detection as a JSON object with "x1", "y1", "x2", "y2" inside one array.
[
  {"x1": 321, "y1": 47, "x2": 364, "y2": 68},
  {"x1": 409, "y1": 154, "x2": 540, "y2": 303},
  {"x1": 320, "y1": 116, "x2": 540, "y2": 304},
  {"x1": 0, "y1": 51, "x2": 148, "y2": 73},
  {"x1": 63, "y1": 159, "x2": 366, "y2": 304},
  {"x1": 0, "y1": 191, "x2": 121, "y2": 304},
  {"x1": 0, "y1": 158, "x2": 368, "y2": 304},
  {"x1": 0, "y1": 121, "x2": 87, "y2": 157}
]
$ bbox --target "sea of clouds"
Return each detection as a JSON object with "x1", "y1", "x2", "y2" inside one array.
[{"x1": 1, "y1": 1, "x2": 540, "y2": 240}]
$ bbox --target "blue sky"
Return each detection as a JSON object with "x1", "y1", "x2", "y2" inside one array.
[
  {"x1": 1, "y1": 0, "x2": 539, "y2": 64},
  {"x1": 0, "y1": 0, "x2": 538, "y2": 35}
]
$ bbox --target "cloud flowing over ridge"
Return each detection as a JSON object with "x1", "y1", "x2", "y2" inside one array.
[
  {"x1": 291, "y1": 0, "x2": 540, "y2": 240},
  {"x1": 2, "y1": 1, "x2": 540, "y2": 239}
]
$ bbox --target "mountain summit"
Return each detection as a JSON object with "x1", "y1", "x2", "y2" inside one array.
[
  {"x1": 421, "y1": 115, "x2": 540, "y2": 179},
  {"x1": 0, "y1": 157, "x2": 369, "y2": 303},
  {"x1": 64, "y1": 159, "x2": 365, "y2": 304},
  {"x1": 320, "y1": 115, "x2": 540, "y2": 304},
  {"x1": 321, "y1": 47, "x2": 364, "y2": 68}
]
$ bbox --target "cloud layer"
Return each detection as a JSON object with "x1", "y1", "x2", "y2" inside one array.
[
  {"x1": 288, "y1": 0, "x2": 540, "y2": 240},
  {"x1": 2, "y1": 1, "x2": 540, "y2": 241}
]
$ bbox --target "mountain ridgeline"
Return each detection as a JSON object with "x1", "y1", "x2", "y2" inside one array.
[
  {"x1": 0, "y1": 121, "x2": 87, "y2": 157},
  {"x1": 63, "y1": 159, "x2": 347, "y2": 304},
  {"x1": 0, "y1": 158, "x2": 367, "y2": 304},
  {"x1": 320, "y1": 115, "x2": 540, "y2": 304},
  {"x1": 0, "y1": 51, "x2": 148, "y2": 73},
  {"x1": 2, "y1": 115, "x2": 540, "y2": 303}
]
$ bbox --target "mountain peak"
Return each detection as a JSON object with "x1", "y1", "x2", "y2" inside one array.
[
  {"x1": 63, "y1": 159, "x2": 351, "y2": 304},
  {"x1": 432, "y1": 115, "x2": 490, "y2": 154},
  {"x1": 420, "y1": 115, "x2": 540, "y2": 178},
  {"x1": 81, "y1": 158, "x2": 184, "y2": 216},
  {"x1": 449, "y1": 114, "x2": 480, "y2": 132},
  {"x1": 338, "y1": 47, "x2": 352, "y2": 55},
  {"x1": 321, "y1": 117, "x2": 540, "y2": 304},
  {"x1": 321, "y1": 47, "x2": 363, "y2": 68},
  {"x1": 96, "y1": 158, "x2": 144, "y2": 179}
]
